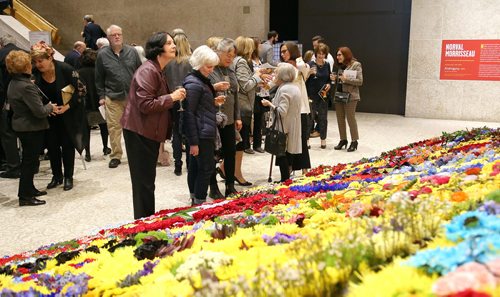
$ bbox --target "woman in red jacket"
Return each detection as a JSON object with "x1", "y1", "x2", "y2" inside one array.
[{"x1": 121, "y1": 32, "x2": 186, "y2": 219}]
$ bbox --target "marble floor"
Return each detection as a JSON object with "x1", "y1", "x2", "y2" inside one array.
[{"x1": 0, "y1": 112, "x2": 498, "y2": 257}]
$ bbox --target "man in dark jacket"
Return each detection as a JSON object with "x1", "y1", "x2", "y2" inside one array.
[
  {"x1": 0, "y1": 34, "x2": 22, "y2": 178},
  {"x1": 64, "y1": 41, "x2": 86, "y2": 69},
  {"x1": 82, "y1": 15, "x2": 106, "y2": 50}
]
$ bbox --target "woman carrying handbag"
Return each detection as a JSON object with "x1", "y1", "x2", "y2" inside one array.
[
  {"x1": 261, "y1": 63, "x2": 302, "y2": 182},
  {"x1": 331, "y1": 46, "x2": 363, "y2": 152}
]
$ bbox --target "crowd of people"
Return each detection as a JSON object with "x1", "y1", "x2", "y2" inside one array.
[{"x1": 0, "y1": 18, "x2": 363, "y2": 218}]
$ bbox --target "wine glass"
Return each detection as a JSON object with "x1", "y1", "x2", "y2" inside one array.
[
  {"x1": 176, "y1": 86, "x2": 185, "y2": 112},
  {"x1": 311, "y1": 65, "x2": 318, "y2": 79},
  {"x1": 216, "y1": 91, "x2": 226, "y2": 112}
]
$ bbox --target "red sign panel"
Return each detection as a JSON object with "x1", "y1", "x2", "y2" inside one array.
[{"x1": 440, "y1": 39, "x2": 500, "y2": 81}]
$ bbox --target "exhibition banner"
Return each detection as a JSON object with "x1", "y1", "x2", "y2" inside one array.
[{"x1": 440, "y1": 39, "x2": 500, "y2": 81}]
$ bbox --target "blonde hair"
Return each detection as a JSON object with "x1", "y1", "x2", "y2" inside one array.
[
  {"x1": 6, "y1": 50, "x2": 31, "y2": 74},
  {"x1": 235, "y1": 36, "x2": 254, "y2": 61},
  {"x1": 173, "y1": 32, "x2": 192, "y2": 63},
  {"x1": 30, "y1": 41, "x2": 54, "y2": 60},
  {"x1": 303, "y1": 50, "x2": 314, "y2": 63},
  {"x1": 206, "y1": 36, "x2": 223, "y2": 50}
]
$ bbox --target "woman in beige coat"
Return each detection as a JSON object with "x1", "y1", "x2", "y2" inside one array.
[
  {"x1": 262, "y1": 63, "x2": 301, "y2": 182},
  {"x1": 332, "y1": 46, "x2": 363, "y2": 152}
]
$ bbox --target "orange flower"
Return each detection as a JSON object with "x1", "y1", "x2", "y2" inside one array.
[
  {"x1": 451, "y1": 191, "x2": 468, "y2": 202},
  {"x1": 465, "y1": 167, "x2": 481, "y2": 175}
]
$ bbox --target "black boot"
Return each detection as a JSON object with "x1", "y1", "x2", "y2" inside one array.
[
  {"x1": 347, "y1": 141, "x2": 358, "y2": 152},
  {"x1": 47, "y1": 176, "x2": 63, "y2": 189},
  {"x1": 174, "y1": 162, "x2": 182, "y2": 176},
  {"x1": 225, "y1": 183, "x2": 238, "y2": 197},
  {"x1": 209, "y1": 183, "x2": 224, "y2": 199},
  {"x1": 334, "y1": 139, "x2": 348, "y2": 150},
  {"x1": 63, "y1": 177, "x2": 73, "y2": 191}
]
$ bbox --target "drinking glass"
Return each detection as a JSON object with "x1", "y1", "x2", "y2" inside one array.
[
  {"x1": 176, "y1": 86, "x2": 185, "y2": 112},
  {"x1": 216, "y1": 91, "x2": 226, "y2": 112},
  {"x1": 311, "y1": 65, "x2": 318, "y2": 79}
]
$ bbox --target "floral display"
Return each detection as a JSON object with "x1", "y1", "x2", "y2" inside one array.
[{"x1": 0, "y1": 127, "x2": 499, "y2": 296}]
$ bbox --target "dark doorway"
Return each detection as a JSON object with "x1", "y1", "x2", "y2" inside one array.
[
  {"x1": 271, "y1": 0, "x2": 411, "y2": 115},
  {"x1": 270, "y1": 0, "x2": 299, "y2": 41}
]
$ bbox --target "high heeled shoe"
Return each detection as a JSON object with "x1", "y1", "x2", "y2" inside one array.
[
  {"x1": 347, "y1": 141, "x2": 358, "y2": 152},
  {"x1": 235, "y1": 177, "x2": 252, "y2": 186},
  {"x1": 216, "y1": 167, "x2": 226, "y2": 180},
  {"x1": 334, "y1": 139, "x2": 348, "y2": 150}
]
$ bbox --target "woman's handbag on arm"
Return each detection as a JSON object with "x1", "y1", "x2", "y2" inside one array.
[
  {"x1": 264, "y1": 109, "x2": 287, "y2": 157},
  {"x1": 333, "y1": 69, "x2": 350, "y2": 103}
]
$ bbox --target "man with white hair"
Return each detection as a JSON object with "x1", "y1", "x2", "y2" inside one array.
[
  {"x1": 82, "y1": 15, "x2": 106, "y2": 50},
  {"x1": 96, "y1": 37, "x2": 109, "y2": 49},
  {"x1": 95, "y1": 25, "x2": 141, "y2": 168}
]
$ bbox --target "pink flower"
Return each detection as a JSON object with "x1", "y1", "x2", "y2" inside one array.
[
  {"x1": 432, "y1": 262, "x2": 497, "y2": 296},
  {"x1": 347, "y1": 202, "x2": 365, "y2": 218}
]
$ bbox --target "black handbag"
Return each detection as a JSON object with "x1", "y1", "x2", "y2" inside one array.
[
  {"x1": 333, "y1": 91, "x2": 350, "y2": 103},
  {"x1": 264, "y1": 110, "x2": 287, "y2": 157},
  {"x1": 333, "y1": 69, "x2": 351, "y2": 103}
]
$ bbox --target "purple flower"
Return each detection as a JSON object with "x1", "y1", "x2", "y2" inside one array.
[
  {"x1": 372, "y1": 226, "x2": 382, "y2": 234},
  {"x1": 262, "y1": 232, "x2": 301, "y2": 246}
]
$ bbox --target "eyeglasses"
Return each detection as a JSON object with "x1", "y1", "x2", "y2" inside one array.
[{"x1": 280, "y1": 49, "x2": 288, "y2": 54}]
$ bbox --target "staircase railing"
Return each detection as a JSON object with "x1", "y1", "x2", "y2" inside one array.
[{"x1": 4, "y1": 0, "x2": 61, "y2": 45}]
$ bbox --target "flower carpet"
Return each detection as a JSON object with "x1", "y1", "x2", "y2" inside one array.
[{"x1": 0, "y1": 127, "x2": 499, "y2": 296}]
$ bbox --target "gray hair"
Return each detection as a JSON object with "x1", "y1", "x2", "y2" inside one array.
[
  {"x1": 189, "y1": 45, "x2": 219, "y2": 70},
  {"x1": 83, "y1": 15, "x2": 93, "y2": 22},
  {"x1": 275, "y1": 63, "x2": 296, "y2": 83},
  {"x1": 96, "y1": 37, "x2": 109, "y2": 48},
  {"x1": 0, "y1": 34, "x2": 16, "y2": 47},
  {"x1": 106, "y1": 25, "x2": 122, "y2": 36},
  {"x1": 215, "y1": 38, "x2": 236, "y2": 53}
]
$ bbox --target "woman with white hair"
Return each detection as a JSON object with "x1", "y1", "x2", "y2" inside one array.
[
  {"x1": 261, "y1": 63, "x2": 302, "y2": 182},
  {"x1": 183, "y1": 45, "x2": 223, "y2": 205},
  {"x1": 209, "y1": 38, "x2": 239, "y2": 197}
]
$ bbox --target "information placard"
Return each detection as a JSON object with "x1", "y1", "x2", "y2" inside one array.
[{"x1": 439, "y1": 39, "x2": 500, "y2": 81}]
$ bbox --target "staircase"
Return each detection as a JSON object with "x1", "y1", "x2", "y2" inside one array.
[{"x1": 3, "y1": 0, "x2": 61, "y2": 45}]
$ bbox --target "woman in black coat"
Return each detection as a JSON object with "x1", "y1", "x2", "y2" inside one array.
[
  {"x1": 6, "y1": 50, "x2": 57, "y2": 206},
  {"x1": 78, "y1": 49, "x2": 110, "y2": 161},
  {"x1": 31, "y1": 41, "x2": 88, "y2": 191},
  {"x1": 183, "y1": 45, "x2": 223, "y2": 205}
]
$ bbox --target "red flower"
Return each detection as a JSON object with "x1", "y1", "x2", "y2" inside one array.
[
  {"x1": 369, "y1": 206, "x2": 384, "y2": 217},
  {"x1": 465, "y1": 167, "x2": 481, "y2": 175}
]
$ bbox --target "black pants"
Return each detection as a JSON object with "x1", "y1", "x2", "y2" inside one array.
[
  {"x1": 218, "y1": 123, "x2": 236, "y2": 184},
  {"x1": 311, "y1": 98, "x2": 328, "y2": 140},
  {"x1": 187, "y1": 139, "x2": 215, "y2": 200},
  {"x1": 123, "y1": 129, "x2": 159, "y2": 219},
  {"x1": 276, "y1": 153, "x2": 293, "y2": 182},
  {"x1": 0, "y1": 109, "x2": 20, "y2": 173},
  {"x1": 291, "y1": 114, "x2": 311, "y2": 170},
  {"x1": 17, "y1": 130, "x2": 45, "y2": 198},
  {"x1": 172, "y1": 115, "x2": 189, "y2": 168},
  {"x1": 85, "y1": 123, "x2": 109, "y2": 155},
  {"x1": 253, "y1": 95, "x2": 268, "y2": 150},
  {"x1": 238, "y1": 122, "x2": 251, "y2": 151},
  {"x1": 47, "y1": 117, "x2": 75, "y2": 178}
]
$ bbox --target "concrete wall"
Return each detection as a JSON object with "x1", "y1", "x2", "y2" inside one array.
[
  {"x1": 21, "y1": 0, "x2": 269, "y2": 53},
  {"x1": 0, "y1": 15, "x2": 65, "y2": 61},
  {"x1": 406, "y1": 0, "x2": 500, "y2": 122}
]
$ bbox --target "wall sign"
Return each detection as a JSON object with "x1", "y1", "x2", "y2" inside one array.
[{"x1": 440, "y1": 39, "x2": 500, "y2": 81}]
